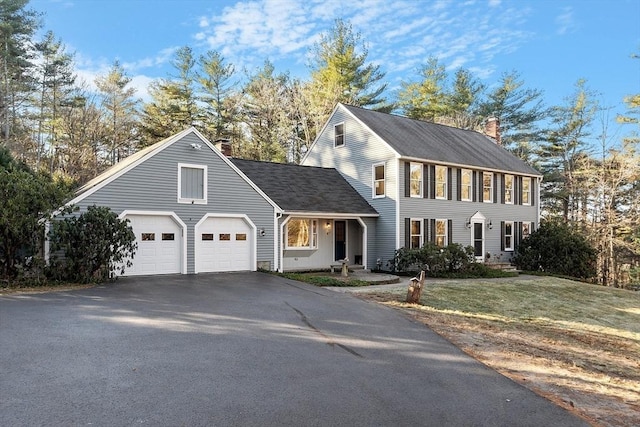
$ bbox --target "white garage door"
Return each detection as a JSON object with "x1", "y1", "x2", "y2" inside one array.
[
  {"x1": 124, "y1": 214, "x2": 182, "y2": 276},
  {"x1": 196, "y1": 217, "x2": 252, "y2": 273}
]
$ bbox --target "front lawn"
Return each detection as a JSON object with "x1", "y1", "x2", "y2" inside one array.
[{"x1": 357, "y1": 276, "x2": 639, "y2": 427}]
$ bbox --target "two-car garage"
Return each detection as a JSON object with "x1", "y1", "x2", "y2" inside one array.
[{"x1": 121, "y1": 212, "x2": 255, "y2": 276}]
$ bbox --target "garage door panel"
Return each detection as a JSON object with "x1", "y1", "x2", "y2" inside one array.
[
  {"x1": 196, "y1": 217, "x2": 252, "y2": 273},
  {"x1": 124, "y1": 215, "x2": 182, "y2": 276}
]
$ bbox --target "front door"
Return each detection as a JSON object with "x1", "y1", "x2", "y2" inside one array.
[
  {"x1": 335, "y1": 220, "x2": 346, "y2": 261},
  {"x1": 473, "y1": 222, "x2": 484, "y2": 260}
]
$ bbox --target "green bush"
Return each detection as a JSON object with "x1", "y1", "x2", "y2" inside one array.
[
  {"x1": 0, "y1": 148, "x2": 72, "y2": 281},
  {"x1": 513, "y1": 221, "x2": 596, "y2": 279},
  {"x1": 49, "y1": 205, "x2": 137, "y2": 283},
  {"x1": 389, "y1": 242, "x2": 476, "y2": 276}
]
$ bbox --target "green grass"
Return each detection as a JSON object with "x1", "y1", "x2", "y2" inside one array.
[
  {"x1": 276, "y1": 272, "x2": 373, "y2": 287},
  {"x1": 398, "y1": 276, "x2": 640, "y2": 339}
]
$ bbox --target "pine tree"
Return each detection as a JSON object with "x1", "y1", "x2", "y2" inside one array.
[
  {"x1": 95, "y1": 61, "x2": 139, "y2": 164},
  {"x1": 477, "y1": 70, "x2": 547, "y2": 161},
  {"x1": 239, "y1": 61, "x2": 291, "y2": 162},
  {"x1": 139, "y1": 46, "x2": 198, "y2": 146},
  {"x1": 197, "y1": 50, "x2": 238, "y2": 142},
  {"x1": 0, "y1": 0, "x2": 40, "y2": 149},
  {"x1": 32, "y1": 31, "x2": 76, "y2": 172},
  {"x1": 306, "y1": 19, "x2": 389, "y2": 138},
  {"x1": 539, "y1": 79, "x2": 598, "y2": 222}
]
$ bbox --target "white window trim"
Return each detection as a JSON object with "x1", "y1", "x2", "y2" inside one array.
[
  {"x1": 410, "y1": 218, "x2": 423, "y2": 249},
  {"x1": 372, "y1": 162, "x2": 386, "y2": 198},
  {"x1": 435, "y1": 165, "x2": 447, "y2": 199},
  {"x1": 505, "y1": 174, "x2": 514, "y2": 205},
  {"x1": 522, "y1": 177, "x2": 531, "y2": 205},
  {"x1": 334, "y1": 122, "x2": 345, "y2": 147},
  {"x1": 410, "y1": 162, "x2": 423, "y2": 198},
  {"x1": 178, "y1": 163, "x2": 207, "y2": 204},
  {"x1": 504, "y1": 220, "x2": 514, "y2": 251},
  {"x1": 522, "y1": 221, "x2": 532, "y2": 239},
  {"x1": 435, "y1": 218, "x2": 448, "y2": 247},
  {"x1": 461, "y1": 169, "x2": 472, "y2": 202},
  {"x1": 285, "y1": 218, "x2": 318, "y2": 250},
  {"x1": 483, "y1": 172, "x2": 493, "y2": 203}
]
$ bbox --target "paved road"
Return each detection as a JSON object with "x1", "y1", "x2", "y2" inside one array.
[{"x1": 0, "y1": 273, "x2": 587, "y2": 426}]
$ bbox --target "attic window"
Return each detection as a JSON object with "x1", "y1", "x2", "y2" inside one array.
[
  {"x1": 334, "y1": 123, "x2": 345, "y2": 147},
  {"x1": 178, "y1": 163, "x2": 207, "y2": 204}
]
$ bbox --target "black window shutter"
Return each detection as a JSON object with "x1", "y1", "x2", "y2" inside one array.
[
  {"x1": 447, "y1": 167, "x2": 453, "y2": 200},
  {"x1": 472, "y1": 171, "x2": 478, "y2": 202},
  {"x1": 456, "y1": 168, "x2": 462, "y2": 201},
  {"x1": 515, "y1": 221, "x2": 522, "y2": 247},
  {"x1": 424, "y1": 219, "x2": 429, "y2": 246},
  {"x1": 493, "y1": 174, "x2": 498, "y2": 203},
  {"x1": 404, "y1": 162, "x2": 410, "y2": 198},
  {"x1": 500, "y1": 174, "x2": 505, "y2": 204},
  {"x1": 478, "y1": 172, "x2": 484, "y2": 203},
  {"x1": 517, "y1": 176, "x2": 523, "y2": 205},
  {"x1": 404, "y1": 218, "x2": 410, "y2": 248},
  {"x1": 423, "y1": 164, "x2": 429, "y2": 198},
  {"x1": 447, "y1": 219, "x2": 453, "y2": 245},
  {"x1": 429, "y1": 165, "x2": 436, "y2": 199},
  {"x1": 500, "y1": 221, "x2": 505, "y2": 251},
  {"x1": 430, "y1": 218, "x2": 436, "y2": 243}
]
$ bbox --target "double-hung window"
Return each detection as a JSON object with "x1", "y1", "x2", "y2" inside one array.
[
  {"x1": 334, "y1": 123, "x2": 345, "y2": 147},
  {"x1": 504, "y1": 221, "x2": 514, "y2": 251},
  {"x1": 410, "y1": 162, "x2": 422, "y2": 197},
  {"x1": 522, "y1": 222, "x2": 532, "y2": 239},
  {"x1": 435, "y1": 165, "x2": 447, "y2": 199},
  {"x1": 286, "y1": 219, "x2": 318, "y2": 249},
  {"x1": 483, "y1": 172, "x2": 493, "y2": 203},
  {"x1": 522, "y1": 177, "x2": 531, "y2": 205},
  {"x1": 435, "y1": 219, "x2": 447, "y2": 247},
  {"x1": 373, "y1": 163, "x2": 385, "y2": 198},
  {"x1": 178, "y1": 163, "x2": 207, "y2": 204},
  {"x1": 460, "y1": 169, "x2": 472, "y2": 201},
  {"x1": 504, "y1": 174, "x2": 514, "y2": 204},
  {"x1": 410, "y1": 219, "x2": 422, "y2": 249}
]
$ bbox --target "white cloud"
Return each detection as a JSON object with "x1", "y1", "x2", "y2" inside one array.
[
  {"x1": 122, "y1": 47, "x2": 180, "y2": 73},
  {"x1": 555, "y1": 7, "x2": 577, "y2": 35}
]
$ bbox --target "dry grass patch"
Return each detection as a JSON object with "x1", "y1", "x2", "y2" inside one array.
[{"x1": 358, "y1": 276, "x2": 640, "y2": 427}]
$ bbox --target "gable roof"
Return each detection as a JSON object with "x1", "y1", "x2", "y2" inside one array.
[
  {"x1": 230, "y1": 158, "x2": 378, "y2": 216},
  {"x1": 340, "y1": 104, "x2": 541, "y2": 177},
  {"x1": 66, "y1": 127, "x2": 280, "y2": 211}
]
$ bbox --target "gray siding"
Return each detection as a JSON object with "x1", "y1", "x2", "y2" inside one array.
[
  {"x1": 73, "y1": 133, "x2": 276, "y2": 273},
  {"x1": 303, "y1": 106, "x2": 398, "y2": 269},
  {"x1": 399, "y1": 160, "x2": 539, "y2": 260}
]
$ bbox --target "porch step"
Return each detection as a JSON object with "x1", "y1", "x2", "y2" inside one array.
[{"x1": 486, "y1": 262, "x2": 519, "y2": 272}]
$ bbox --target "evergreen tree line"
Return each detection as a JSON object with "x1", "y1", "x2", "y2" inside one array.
[{"x1": 1, "y1": 0, "x2": 638, "y2": 286}]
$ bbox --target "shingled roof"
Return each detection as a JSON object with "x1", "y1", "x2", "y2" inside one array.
[
  {"x1": 231, "y1": 158, "x2": 378, "y2": 216},
  {"x1": 342, "y1": 104, "x2": 541, "y2": 176}
]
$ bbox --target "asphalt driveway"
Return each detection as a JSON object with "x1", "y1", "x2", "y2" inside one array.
[{"x1": 0, "y1": 273, "x2": 587, "y2": 426}]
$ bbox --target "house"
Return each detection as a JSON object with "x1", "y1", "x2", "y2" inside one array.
[
  {"x1": 54, "y1": 126, "x2": 377, "y2": 276},
  {"x1": 301, "y1": 103, "x2": 542, "y2": 268},
  {"x1": 56, "y1": 128, "x2": 281, "y2": 276},
  {"x1": 54, "y1": 103, "x2": 541, "y2": 276}
]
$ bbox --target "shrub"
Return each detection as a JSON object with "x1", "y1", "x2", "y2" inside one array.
[
  {"x1": 513, "y1": 221, "x2": 596, "y2": 279},
  {"x1": 389, "y1": 242, "x2": 476, "y2": 276},
  {"x1": 0, "y1": 149, "x2": 72, "y2": 281},
  {"x1": 49, "y1": 206, "x2": 137, "y2": 283}
]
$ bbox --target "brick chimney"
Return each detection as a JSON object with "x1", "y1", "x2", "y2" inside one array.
[
  {"x1": 485, "y1": 117, "x2": 501, "y2": 145},
  {"x1": 214, "y1": 138, "x2": 232, "y2": 157}
]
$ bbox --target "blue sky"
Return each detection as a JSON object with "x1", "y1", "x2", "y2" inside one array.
[{"x1": 31, "y1": 0, "x2": 640, "y2": 140}]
